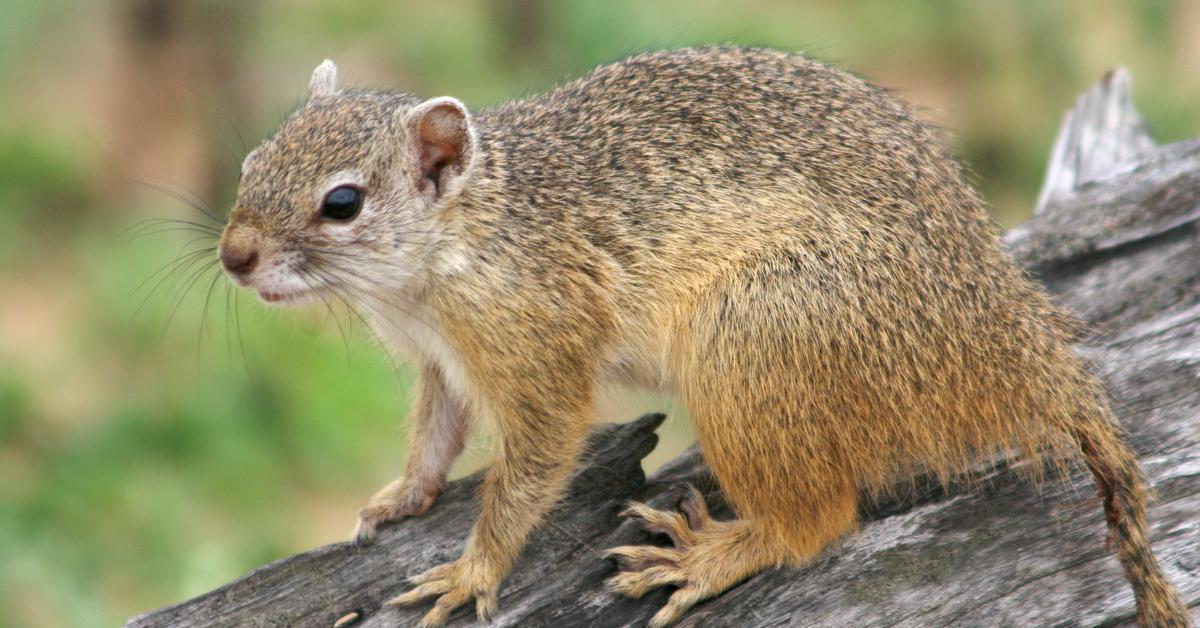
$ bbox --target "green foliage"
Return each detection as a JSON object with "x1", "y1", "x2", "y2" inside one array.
[
  {"x1": 1, "y1": 226, "x2": 417, "y2": 626},
  {"x1": 0, "y1": 129, "x2": 93, "y2": 265}
]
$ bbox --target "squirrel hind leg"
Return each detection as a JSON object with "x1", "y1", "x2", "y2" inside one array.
[{"x1": 604, "y1": 485, "x2": 850, "y2": 627}]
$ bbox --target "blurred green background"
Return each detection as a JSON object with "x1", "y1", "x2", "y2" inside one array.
[{"x1": 1, "y1": 0, "x2": 1198, "y2": 625}]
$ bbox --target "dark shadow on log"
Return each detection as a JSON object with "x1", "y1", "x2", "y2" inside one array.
[{"x1": 128, "y1": 71, "x2": 1200, "y2": 627}]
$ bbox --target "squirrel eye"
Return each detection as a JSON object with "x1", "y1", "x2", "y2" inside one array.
[{"x1": 320, "y1": 185, "x2": 362, "y2": 221}]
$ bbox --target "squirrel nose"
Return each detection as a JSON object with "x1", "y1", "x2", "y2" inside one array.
[{"x1": 220, "y1": 244, "x2": 259, "y2": 276}]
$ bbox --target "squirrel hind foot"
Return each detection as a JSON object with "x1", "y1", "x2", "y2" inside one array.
[{"x1": 604, "y1": 485, "x2": 783, "y2": 627}]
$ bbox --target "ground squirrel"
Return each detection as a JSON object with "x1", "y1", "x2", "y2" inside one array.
[{"x1": 217, "y1": 47, "x2": 1189, "y2": 626}]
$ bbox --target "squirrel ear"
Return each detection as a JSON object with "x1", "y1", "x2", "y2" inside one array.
[
  {"x1": 403, "y1": 96, "x2": 477, "y2": 201},
  {"x1": 308, "y1": 60, "x2": 338, "y2": 99}
]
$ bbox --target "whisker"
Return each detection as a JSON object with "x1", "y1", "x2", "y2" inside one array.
[
  {"x1": 131, "y1": 226, "x2": 222, "y2": 242},
  {"x1": 329, "y1": 280, "x2": 436, "y2": 356},
  {"x1": 122, "y1": 217, "x2": 221, "y2": 240},
  {"x1": 224, "y1": 282, "x2": 236, "y2": 371},
  {"x1": 233, "y1": 287, "x2": 251, "y2": 377},
  {"x1": 304, "y1": 257, "x2": 448, "y2": 346},
  {"x1": 132, "y1": 246, "x2": 217, "y2": 299},
  {"x1": 182, "y1": 82, "x2": 250, "y2": 155},
  {"x1": 135, "y1": 180, "x2": 225, "y2": 226},
  {"x1": 131, "y1": 248, "x2": 218, "y2": 322},
  {"x1": 297, "y1": 266, "x2": 354, "y2": 372},
  {"x1": 174, "y1": 235, "x2": 222, "y2": 254},
  {"x1": 302, "y1": 263, "x2": 422, "y2": 350},
  {"x1": 384, "y1": 200, "x2": 460, "y2": 233},
  {"x1": 321, "y1": 265, "x2": 453, "y2": 343},
  {"x1": 322, "y1": 282, "x2": 408, "y2": 380},
  {"x1": 190, "y1": 128, "x2": 244, "y2": 175},
  {"x1": 163, "y1": 257, "x2": 221, "y2": 337},
  {"x1": 196, "y1": 266, "x2": 225, "y2": 370}
]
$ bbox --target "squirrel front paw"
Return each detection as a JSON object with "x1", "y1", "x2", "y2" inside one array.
[
  {"x1": 352, "y1": 476, "x2": 441, "y2": 545},
  {"x1": 387, "y1": 556, "x2": 501, "y2": 627}
]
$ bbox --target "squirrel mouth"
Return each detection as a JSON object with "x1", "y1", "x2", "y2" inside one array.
[{"x1": 256, "y1": 288, "x2": 316, "y2": 305}]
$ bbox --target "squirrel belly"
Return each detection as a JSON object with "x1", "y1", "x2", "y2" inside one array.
[{"x1": 220, "y1": 47, "x2": 1189, "y2": 627}]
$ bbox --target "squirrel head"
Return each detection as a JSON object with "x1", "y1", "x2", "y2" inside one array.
[{"x1": 218, "y1": 60, "x2": 479, "y2": 306}]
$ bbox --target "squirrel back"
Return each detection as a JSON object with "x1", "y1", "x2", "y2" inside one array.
[{"x1": 458, "y1": 48, "x2": 1076, "y2": 483}]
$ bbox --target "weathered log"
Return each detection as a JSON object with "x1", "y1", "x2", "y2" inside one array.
[{"x1": 128, "y1": 71, "x2": 1200, "y2": 627}]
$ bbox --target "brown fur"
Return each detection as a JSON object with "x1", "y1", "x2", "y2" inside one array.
[{"x1": 218, "y1": 47, "x2": 1188, "y2": 626}]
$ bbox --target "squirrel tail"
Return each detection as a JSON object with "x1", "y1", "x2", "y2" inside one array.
[{"x1": 1073, "y1": 414, "x2": 1190, "y2": 627}]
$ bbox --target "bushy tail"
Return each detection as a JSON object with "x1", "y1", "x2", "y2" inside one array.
[{"x1": 1074, "y1": 417, "x2": 1190, "y2": 627}]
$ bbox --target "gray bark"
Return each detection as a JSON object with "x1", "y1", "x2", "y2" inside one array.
[{"x1": 128, "y1": 71, "x2": 1200, "y2": 628}]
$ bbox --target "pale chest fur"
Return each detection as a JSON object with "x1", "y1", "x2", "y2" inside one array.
[
  {"x1": 359, "y1": 295, "x2": 474, "y2": 401},
  {"x1": 361, "y1": 292, "x2": 675, "y2": 401}
]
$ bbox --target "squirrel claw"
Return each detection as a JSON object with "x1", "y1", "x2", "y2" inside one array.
[
  {"x1": 351, "y1": 479, "x2": 441, "y2": 546},
  {"x1": 388, "y1": 559, "x2": 499, "y2": 627},
  {"x1": 618, "y1": 493, "x2": 709, "y2": 547},
  {"x1": 605, "y1": 489, "x2": 732, "y2": 627},
  {"x1": 351, "y1": 510, "x2": 379, "y2": 547}
]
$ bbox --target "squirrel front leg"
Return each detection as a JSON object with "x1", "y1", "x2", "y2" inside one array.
[
  {"x1": 354, "y1": 363, "x2": 470, "y2": 545},
  {"x1": 389, "y1": 345, "x2": 595, "y2": 625}
]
